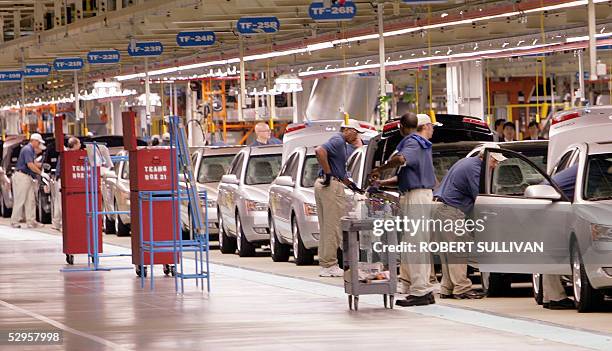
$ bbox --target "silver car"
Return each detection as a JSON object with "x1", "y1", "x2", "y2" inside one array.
[
  {"x1": 268, "y1": 146, "x2": 321, "y2": 265},
  {"x1": 180, "y1": 145, "x2": 244, "y2": 238},
  {"x1": 101, "y1": 150, "x2": 131, "y2": 236},
  {"x1": 217, "y1": 145, "x2": 282, "y2": 257},
  {"x1": 474, "y1": 142, "x2": 612, "y2": 312}
]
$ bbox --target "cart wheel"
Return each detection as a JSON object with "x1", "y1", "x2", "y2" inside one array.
[
  {"x1": 390, "y1": 295, "x2": 394, "y2": 309},
  {"x1": 163, "y1": 264, "x2": 171, "y2": 276},
  {"x1": 384, "y1": 294, "x2": 388, "y2": 309},
  {"x1": 348, "y1": 295, "x2": 353, "y2": 310},
  {"x1": 354, "y1": 296, "x2": 359, "y2": 311},
  {"x1": 65, "y1": 254, "x2": 74, "y2": 265},
  {"x1": 135, "y1": 265, "x2": 147, "y2": 278}
]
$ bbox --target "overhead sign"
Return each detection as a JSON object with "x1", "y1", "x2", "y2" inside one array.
[
  {"x1": 24, "y1": 64, "x2": 51, "y2": 77},
  {"x1": 53, "y1": 57, "x2": 84, "y2": 71},
  {"x1": 236, "y1": 17, "x2": 280, "y2": 34},
  {"x1": 0, "y1": 71, "x2": 23, "y2": 82},
  {"x1": 402, "y1": 0, "x2": 448, "y2": 3},
  {"x1": 309, "y1": 1, "x2": 357, "y2": 21},
  {"x1": 127, "y1": 41, "x2": 164, "y2": 57},
  {"x1": 87, "y1": 50, "x2": 121, "y2": 64},
  {"x1": 176, "y1": 31, "x2": 216, "y2": 47}
]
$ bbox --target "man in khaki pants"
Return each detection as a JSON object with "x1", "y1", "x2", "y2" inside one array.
[
  {"x1": 51, "y1": 136, "x2": 81, "y2": 230},
  {"x1": 11, "y1": 134, "x2": 45, "y2": 228},
  {"x1": 370, "y1": 113, "x2": 439, "y2": 306},
  {"x1": 314, "y1": 120, "x2": 366, "y2": 277}
]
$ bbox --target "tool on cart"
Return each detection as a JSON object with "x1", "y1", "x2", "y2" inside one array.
[{"x1": 342, "y1": 208, "x2": 398, "y2": 311}]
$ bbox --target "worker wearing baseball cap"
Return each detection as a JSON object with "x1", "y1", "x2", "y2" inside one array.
[
  {"x1": 11, "y1": 133, "x2": 46, "y2": 228},
  {"x1": 432, "y1": 143, "x2": 506, "y2": 300},
  {"x1": 369, "y1": 113, "x2": 440, "y2": 306},
  {"x1": 314, "y1": 119, "x2": 365, "y2": 277}
]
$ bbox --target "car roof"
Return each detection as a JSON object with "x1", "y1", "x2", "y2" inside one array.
[
  {"x1": 586, "y1": 141, "x2": 612, "y2": 155},
  {"x1": 198, "y1": 145, "x2": 245, "y2": 156},
  {"x1": 498, "y1": 140, "x2": 549, "y2": 152},
  {"x1": 247, "y1": 144, "x2": 283, "y2": 156},
  {"x1": 432, "y1": 141, "x2": 484, "y2": 152}
]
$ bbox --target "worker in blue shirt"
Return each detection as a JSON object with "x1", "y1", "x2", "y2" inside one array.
[
  {"x1": 314, "y1": 120, "x2": 365, "y2": 277},
  {"x1": 370, "y1": 113, "x2": 439, "y2": 307},
  {"x1": 432, "y1": 145, "x2": 506, "y2": 299},
  {"x1": 540, "y1": 164, "x2": 578, "y2": 310},
  {"x1": 52, "y1": 136, "x2": 81, "y2": 231},
  {"x1": 251, "y1": 122, "x2": 282, "y2": 146},
  {"x1": 11, "y1": 133, "x2": 46, "y2": 228}
]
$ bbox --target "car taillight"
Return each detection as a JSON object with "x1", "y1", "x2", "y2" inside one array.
[
  {"x1": 358, "y1": 123, "x2": 377, "y2": 131},
  {"x1": 285, "y1": 123, "x2": 306, "y2": 133},
  {"x1": 552, "y1": 112, "x2": 581, "y2": 125},
  {"x1": 462, "y1": 117, "x2": 488, "y2": 128},
  {"x1": 382, "y1": 121, "x2": 400, "y2": 132}
]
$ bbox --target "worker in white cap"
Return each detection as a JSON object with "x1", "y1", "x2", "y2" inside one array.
[
  {"x1": 432, "y1": 143, "x2": 506, "y2": 300},
  {"x1": 314, "y1": 119, "x2": 366, "y2": 277},
  {"x1": 369, "y1": 113, "x2": 441, "y2": 306},
  {"x1": 11, "y1": 133, "x2": 46, "y2": 228}
]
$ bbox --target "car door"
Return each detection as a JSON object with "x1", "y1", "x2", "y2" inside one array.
[
  {"x1": 472, "y1": 148, "x2": 573, "y2": 275},
  {"x1": 277, "y1": 152, "x2": 300, "y2": 240},
  {"x1": 346, "y1": 148, "x2": 364, "y2": 188},
  {"x1": 219, "y1": 152, "x2": 245, "y2": 234}
]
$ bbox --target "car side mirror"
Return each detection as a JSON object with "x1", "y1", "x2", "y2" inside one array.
[
  {"x1": 275, "y1": 175, "x2": 295, "y2": 187},
  {"x1": 221, "y1": 174, "x2": 240, "y2": 185},
  {"x1": 524, "y1": 184, "x2": 562, "y2": 201}
]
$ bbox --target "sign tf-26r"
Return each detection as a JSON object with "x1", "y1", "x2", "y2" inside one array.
[{"x1": 309, "y1": 1, "x2": 357, "y2": 21}]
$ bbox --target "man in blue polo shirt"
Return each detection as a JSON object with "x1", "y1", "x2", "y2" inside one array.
[
  {"x1": 314, "y1": 119, "x2": 365, "y2": 277},
  {"x1": 370, "y1": 113, "x2": 439, "y2": 306},
  {"x1": 432, "y1": 145, "x2": 505, "y2": 299},
  {"x1": 251, "y1": 122, "x2": 282, "y2": 146},
  {"x1": 11, "y1": 133, "x2": 45, "y2": 228}
]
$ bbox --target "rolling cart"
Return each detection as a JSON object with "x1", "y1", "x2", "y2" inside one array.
[{"x1": 342, "y1": 217, "x2": 398, "y2": 311}]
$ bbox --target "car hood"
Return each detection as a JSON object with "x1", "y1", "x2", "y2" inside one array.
[
  {"x1": 575, "y1": 202, "x2": 612, "y2": 225},
  {"x1": 196, "y1": 182, "x2": 219, "y2": 200},
  {"x1": 242, "y1": 184, "x2": 271, "y2": 202}
]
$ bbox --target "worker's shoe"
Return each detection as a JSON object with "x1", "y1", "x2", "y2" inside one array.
[
  {"x1": 395, "y1": 292, "x2": 435, "y2": 307},
  {"x1": 439, "y1": 292, "x2": 454, "y2": 299},
  {"x1": 452, "y1": 290, "x2": 486, "y2": 299},
  {"x1": 319, "y1": 265, "x2": 344, "y2": 277},
  {"x1": 544, "y1": 298, "x2": 575, "y2": 310},
  {"x1": 10, "y1": 223, "x2": 21, "y2": 228},
  {"x1": 26, "y1": 222, "x2": 42, "y2": 229}
]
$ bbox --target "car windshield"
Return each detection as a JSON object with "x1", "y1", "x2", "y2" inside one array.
[
  {"x1": 245, "y1": 154, "x2": 282, "y2": 185},
  {"x1": 198, "y1": 155, "x2": 234, "y2": 183},
  {"x1": 301, "y1": 155, "x2": 320, "y2": 188},
  {"x1": 584, "y1": 153, "x2": 612, "y2": 201}
]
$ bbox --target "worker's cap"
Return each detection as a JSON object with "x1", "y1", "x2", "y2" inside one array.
[
  {"x1": 479, "y1": 142, "x2": 507, "y2": 162},
  {"x1": 340, "y1": 119, "x2": 367, "y2": 134},
  {"x1": 417, "y1": 114, "x2": 443, "y2": 127},
  {"x1": 30, "y1": 133, "x2": 46, "y2": 144}
]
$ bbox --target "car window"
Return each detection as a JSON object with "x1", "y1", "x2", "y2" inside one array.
[
  {"x1": 490, "y1": 154, "x2": 546, "y2": 196},
  {"x1": 583, "y1": 153, "x2": 612, "y2": 201},
  {"x1": 552, "y1": 150, "x2": 576, "y2": 175},
  {"x1": 245, "y1": 154, "x2": 282, "y2": 185},
  {"x1": 191, "y1": 153, "x2": 198, "y2": 170},
  {"x1": 198, "y1": 155, "x2": 234, "y2": 183},
  {"x1": 347, "y1": 153, "x2": 362, "y2": 182},
  {"x1": 121, "y1": 161, "x2": 129, "y2": 180},
  {"x1": 301, "y1": 155, "x2": 320, "y2": 188},
  {"x1": 279, "y1": 153, "x2": 298, "y2": 178},
  {"x1": 229, "y1": 154, "x2": 245, "y2": 178}
]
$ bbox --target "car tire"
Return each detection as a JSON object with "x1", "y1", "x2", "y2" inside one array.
[
  {"x1": 38, "y1": 191, "x2": 51, "y2": 224},
  {"x1": 1, "y1": 194, "x2": 11, "y2": 218},
  {"x1": 572, "y1": 242, "x2": 603, "y2": 313},
  {"x1": 482, "y1": 272, "x2": 511, "y2": 297},
  {"x1": 236, "y1": 212, "x2": 256, "y2": 257},
  {"x1": 104, "y1": 216, "x2": 116, "y2": 234},
  {"x1": 269, "y1": 214, "x2": 290, "y2": 262},
  {"x1": 218, "y1": 209, "x2": 237, "y2": 254},
  {"x1": 292, "y1": 216, "x2": 314, "y2": 266},
  {"x1": 532, "y1": 274, "x2": 543, "y2": 305}
]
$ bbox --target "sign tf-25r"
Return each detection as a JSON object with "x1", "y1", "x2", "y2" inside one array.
[{"x1": 237, "y1": 17, "x2": 280, "y2": 34}]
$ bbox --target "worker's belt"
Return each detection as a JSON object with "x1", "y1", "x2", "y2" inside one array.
[{"x1": 318, "y1": 175, "x2": 344, "y2": 182}]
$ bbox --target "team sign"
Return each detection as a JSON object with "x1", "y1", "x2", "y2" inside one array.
[
  {"x1": 127, "y1": 41, "x2": 164, "y2": 57},
  {"x1": 53, "y1": 57, "x2": 84, "y2": 71},
  {"x1": 176, "y1": 31, "x2": 216, "y2": 47},
  {"x1": 237, "y1": 17, "x2": 280, "y2": 34},
  {"x1": 24, "y1": 65, "x2": 51, "y2": 77},
  {"x1": 71, "y1": 165, "x2": 86, "y2": 180},
  {"x1": 309, "y1": 1, "x2": 357, "y2": 21},
  {"x1": 143, "y1": 165, "x2": 168, "y2": 181},
  {"x1": 0, "y1": 71, "x2": 23, "y2": 81},
  {"x1": 87, "y1": 50, "x2": 121, "y2": 64}
]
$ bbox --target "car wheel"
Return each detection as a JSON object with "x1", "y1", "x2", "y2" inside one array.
[
  {"x1": 532, "y1": 274, "x2": 543, "y2": 305},
  {"x1": 104, "y1": 216, "x2": 116, "y2": 234},
  {"x1": 1, "y1": 194, "x2": 11, "y2": 218},
  {"x1": 236, "y1": 212, "x2": 256, "y2": 257},
  {"x1": 218, "y1": 209, "x2": 236, "y2": 254},
  {"x1": 38, "y1": 192, "x2": 51, "y2": 224},
  {"x1": 292, "y1": 216, "x2": 314, "y2": 266},
  {"x1": 572, "y1": 242, "x2": 603, "y2": 312},
  {"x1": 482, "y1": 272, "x2": 511, "y2": 297},
  {"x1": 269, "y1": 214, "x2": 290, "y2": 262}
]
